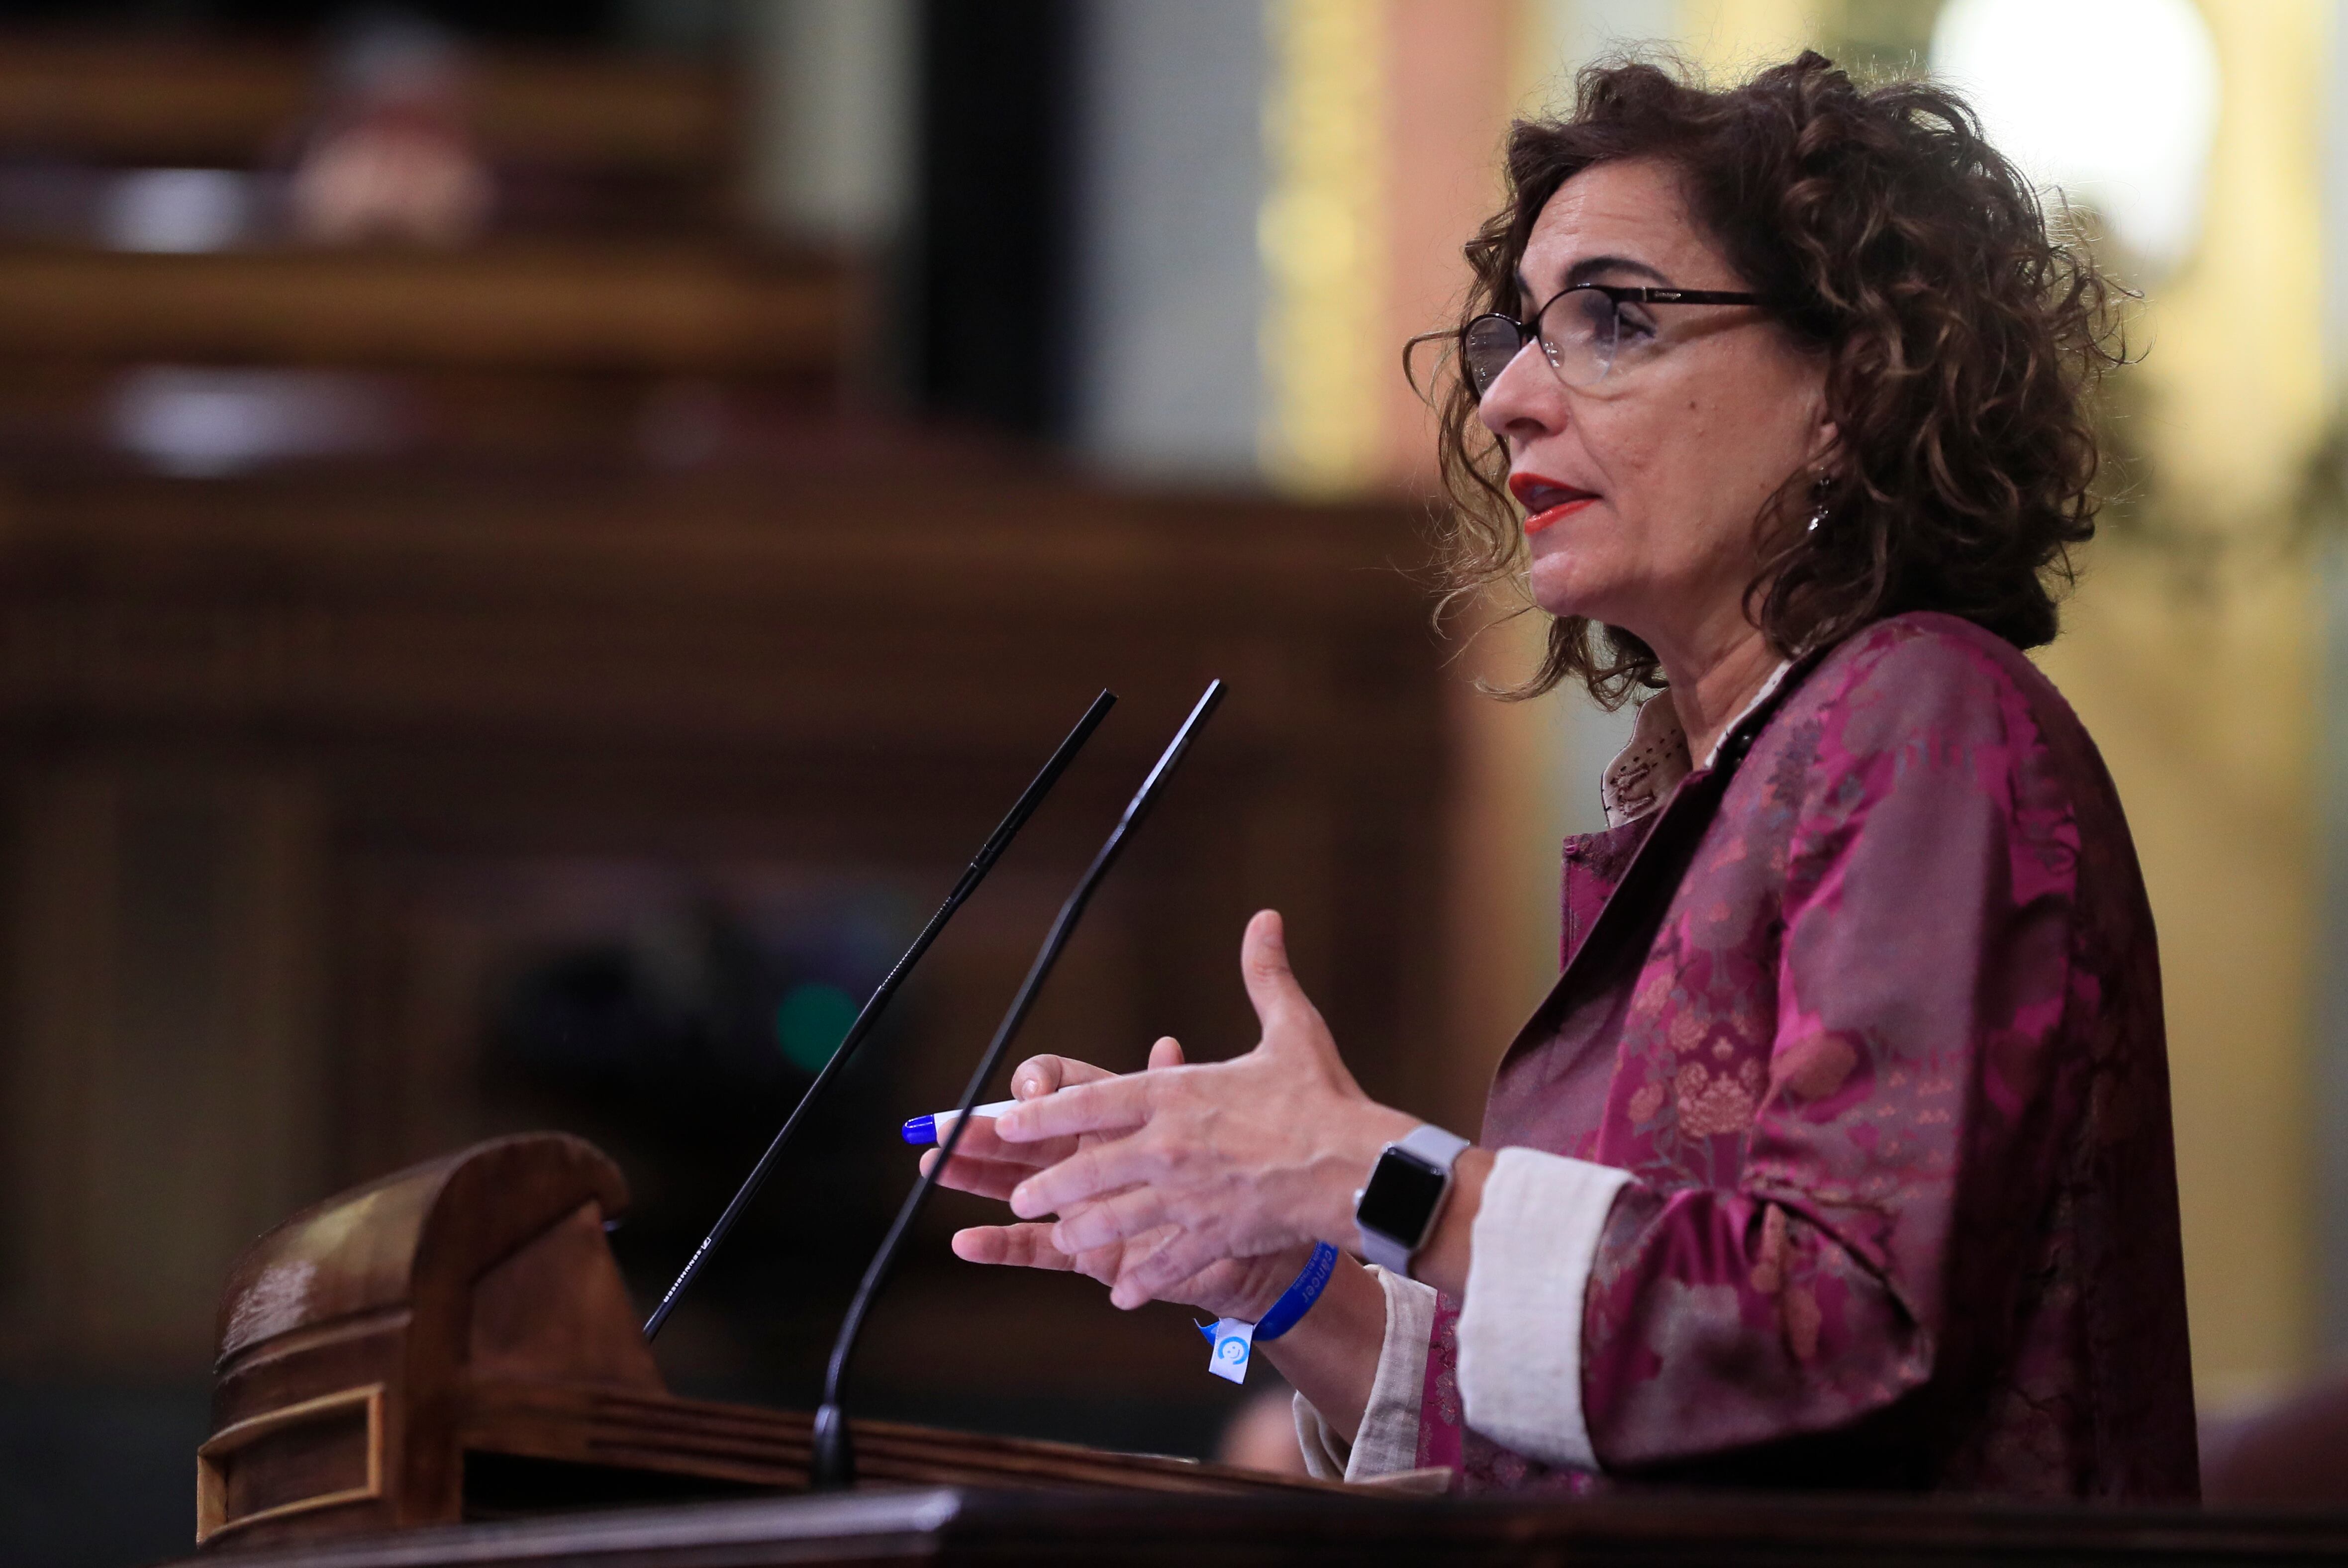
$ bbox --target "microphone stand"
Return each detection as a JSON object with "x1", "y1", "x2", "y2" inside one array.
[
  {"x1": 642, "y1": 689, "x2": 1117, "y2": 1341},
  {"x1": 810, "y1": 680, "x2": 1225, "y2": 1489}
]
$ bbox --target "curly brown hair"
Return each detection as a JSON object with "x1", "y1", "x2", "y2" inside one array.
[{"x1": 1427, "y1": 51, "x2": 2122, "y2": 703}]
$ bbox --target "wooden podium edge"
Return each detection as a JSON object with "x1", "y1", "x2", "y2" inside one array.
[
  {"x1": 163, "y1": 1482, "x2": 2348, "y2": 1568},
  {"x1": 198, "y1": 1385, "x2": 387, "y2": 1545},
  {"x1": 458, "y1": 1377, "x2": 1347, "y2": 1499}
]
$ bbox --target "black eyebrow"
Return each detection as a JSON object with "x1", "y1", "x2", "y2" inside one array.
[{"x1": 1513, "y1": 254, "x2": 1675, "y2": 305}]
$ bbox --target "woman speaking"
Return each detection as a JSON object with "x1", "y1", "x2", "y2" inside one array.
[{"x1": 927, "y1": 53, "x2": 2196, "y2": 1497}]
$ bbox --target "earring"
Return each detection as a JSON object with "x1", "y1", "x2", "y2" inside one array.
[{"x1": 1805, "y1": 474, "x2": 1831, "y2": 533}]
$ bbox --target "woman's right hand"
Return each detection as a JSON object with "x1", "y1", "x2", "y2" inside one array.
[{"x1": 924, "y1": 1042, "x2": 1306, "y2": 1322}]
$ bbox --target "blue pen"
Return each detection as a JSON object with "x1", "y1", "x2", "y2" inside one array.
[{"x1": 900, "y1": 1098, "x2": 1021, "y2": 1146}]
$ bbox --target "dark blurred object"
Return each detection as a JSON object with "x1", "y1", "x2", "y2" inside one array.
[
  {"x1": 0, "y1": 1382, "x2": 211, "y2": 1568},
  {"x1": 156, "y1": 1476, "x2": 2348, "y2": 1567},
  {"x1": 0, "y1": 1, "x2": 620, "y2": 43},
  {"x1": 1217, "y1": 1383, "x2": 1310, "y2": 1478},
  {"x1": 0, "y1": 31, "x2": 738, "y2": 248},
  {"x1": 288, "y1": 14, "x2": 492, "y2": 246},
  {"x1": 913, "y1": 0, "x2": 1076, "y2": 438},
  {"x1": 483, "y1": 882, "x2": 918, "y2": 1329},
  {"x1": 0, "y1": 245, "x2": 841, "y2": 373},
  {"x1": 0, "y1": 27, "x2": 838, "y2": 474},
  {"x1": 2201, "y1": 1370, "x2": 2348, "y2": 1504},
  {"x1": 490, "y1": 895, "x2": 907, "y2": 1124}
]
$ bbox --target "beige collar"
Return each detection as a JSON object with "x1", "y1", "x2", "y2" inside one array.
[{"x1": 1597, "y1": 662, "x2": 1791, "y2": 829}]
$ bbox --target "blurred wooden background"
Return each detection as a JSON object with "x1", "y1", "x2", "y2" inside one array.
[{"x1": 0, "y1": 25, "x2": 1465, "y2": 1539}]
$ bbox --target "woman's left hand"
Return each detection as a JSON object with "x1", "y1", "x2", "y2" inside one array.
[
  {"x1": 923, "y1": 1038, "x2": 1305, "y2": 1323},
  {"x1": 993, "y1": 908, "x2": 1417, "y2": 1308}
]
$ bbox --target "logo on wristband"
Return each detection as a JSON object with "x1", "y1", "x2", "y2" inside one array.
[
  {"x1": 1195, "y1": 1243, "x2": 1340, "y2": 1385},
  {"x1": 1206, "y1": 1319, "x2": 1256, "y2": 1384}
]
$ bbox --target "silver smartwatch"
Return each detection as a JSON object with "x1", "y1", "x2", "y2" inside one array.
[{"x1": 1352, "y1": 1123, "x2": 1471, "y2": 1275}]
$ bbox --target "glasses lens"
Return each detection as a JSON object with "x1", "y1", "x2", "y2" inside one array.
[
  {"x1": 1537, "y1": 287, "x2": 1620, "y2": 386},
  {"x1": 1462, "y1": 315, "x2": 1525, "y2": 398}
]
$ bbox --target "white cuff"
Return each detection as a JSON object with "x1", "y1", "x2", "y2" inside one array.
[
  {"x1": 1456, "y1": 1146, "x2": 1633, "y2": 1469},
  {"x1": 1290, "y1": 1264, "x2": 1437, "y2": 1482}
]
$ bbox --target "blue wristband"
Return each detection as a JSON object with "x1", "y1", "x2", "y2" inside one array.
[
  {"x1": 1196, "y1": 1242, "x2": 1340, "y2": 1347},
  {"x1": 1257, "y1": 1242, "x2": 1340, "y2": 1340}
]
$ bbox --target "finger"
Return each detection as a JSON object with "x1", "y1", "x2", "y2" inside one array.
[
  {"x1": 1147, "y1": 1035, "x2": 1185, "y2": 1070},
  {"x1": 1070, "y1": 1220, "x2": 1180, "y2": 1293},
  {"x1": 1239, "y1": 909, "x2": 1319, "y2": 1048},
  {"x1": 923, "y1": 1131, "x2": 1055, "y2": 1180},
  {"x1": 1105, "y1": 1231, "x2": 1178, "y2": 1311},
  {"x1": 923, "y1": 1149, "x2": 1047, "y2": 1202},
  {"x1": 1113, "y1": 1229, "x2": 1231, "y2": 1309},
  {"x1": 928, "y1": 1113, "x2": 1077, "y2": 1169},
  {"x1": 993, "y1": 1074, "x2": 1154, "y2": 1144},
  {"x1": 1107, "y1": 1227, "x2": 1216, "y2": 1310},
  {"x1": 1008, "y1": 1134, "x2": 1168, "y2": 1219},
  {"x1": 1010, "y1": 1055, "x2": 1117, "y2": 1100},
  {"x1": 1049, "y1": 1185, "x2": 1175, "y2": 1255},
  {"x1": 950, "y1": 1222, "x2": 1080, "y2": 1272}
]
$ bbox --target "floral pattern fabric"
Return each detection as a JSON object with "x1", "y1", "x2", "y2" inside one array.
[{"x1": 1416, "y1": 613, "x2": 2197, "y2": 1499}]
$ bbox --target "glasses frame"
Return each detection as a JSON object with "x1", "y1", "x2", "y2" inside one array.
[{"x1": 1463, "y1": 283, "x2": 1767, "y2": 398}]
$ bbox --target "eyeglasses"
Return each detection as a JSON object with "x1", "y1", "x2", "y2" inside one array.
[{"x1": 1462, "y1": 283, "x2": 1766, "y2": 399}]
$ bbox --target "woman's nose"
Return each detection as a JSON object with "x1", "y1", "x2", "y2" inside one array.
[{"x1": 1474, "y1": 339, "x2": 1566, "y2": 442}]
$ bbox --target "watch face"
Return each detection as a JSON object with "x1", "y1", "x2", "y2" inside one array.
[{"x1": 1356, "y1": 1149, "x2": 1448, "y2": 1247}]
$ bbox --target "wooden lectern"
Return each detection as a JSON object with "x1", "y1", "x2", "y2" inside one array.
[{"x1": 196, "y1": 1133, "x2": 1329, "y2": 1552}]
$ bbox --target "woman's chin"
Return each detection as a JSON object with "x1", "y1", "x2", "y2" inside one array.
[{"x1": 1525, "y1": 561, "x2": 1617, "y2": 624}]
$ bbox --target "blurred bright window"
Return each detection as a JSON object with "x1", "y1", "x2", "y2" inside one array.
[
  {"x1": 1930, "y1": 0, "x2": 2221, "y2": 274},
  {"x1": 110, "y1": 367, "x2": 402, "y2": 477},
  {"x1": 100, "y1": 169, "x2": 258, "y2": 254}
]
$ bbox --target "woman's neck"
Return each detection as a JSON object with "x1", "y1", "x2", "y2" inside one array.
[{"x1": 1658, "y1": 628, "x2": 1781, "y2": 768}]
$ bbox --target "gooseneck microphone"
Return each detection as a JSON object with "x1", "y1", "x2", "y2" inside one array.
[
  {"x1": 810, "y1": 680, "x2": 1226, "y2": 1489},
  {"x1": 642, "y1": 689, "x2": 1117, "y2": 1341}
]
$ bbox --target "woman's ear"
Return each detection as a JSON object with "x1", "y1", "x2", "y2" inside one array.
[{"x1": 1807, "y1": 418, "x2": 1842, "y2": 477}]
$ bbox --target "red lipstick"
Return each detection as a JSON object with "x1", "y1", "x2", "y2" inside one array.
[{"x1": 1509, "y1": 472, "x2": 1598, "y2": 534}]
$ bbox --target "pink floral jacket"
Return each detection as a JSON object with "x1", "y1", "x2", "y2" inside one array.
[{"x1": 1417, "y1": 613, "x2": 2198, "y2": 1497}]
